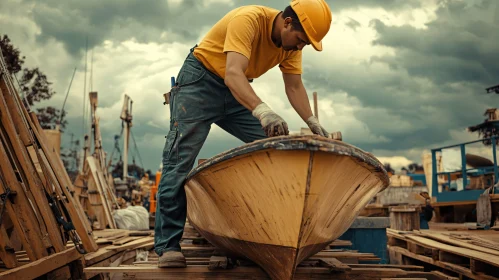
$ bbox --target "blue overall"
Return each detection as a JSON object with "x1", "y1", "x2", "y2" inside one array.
[{"x1": 154, "y1": 46, "x2": 267, "y2": 255}]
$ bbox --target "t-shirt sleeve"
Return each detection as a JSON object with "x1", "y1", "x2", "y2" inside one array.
[
  {"x1": 223, "y1": 15, "x2": 258, "y2": 60},
  {"x1": 279, "y1": 50, "x2": 303, "y2": 75}
]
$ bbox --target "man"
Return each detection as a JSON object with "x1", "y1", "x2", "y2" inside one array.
[{"x1": 155, "y1": 0, "x2": 332, "y2": 267}]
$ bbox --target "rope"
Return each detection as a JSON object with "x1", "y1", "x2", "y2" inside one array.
[
  {"x1": 0, "y1": 175, "x2": 11, "y2": 224},
  {"x1": 130, "y1": 129, "x2": 144, "y2": 170}
]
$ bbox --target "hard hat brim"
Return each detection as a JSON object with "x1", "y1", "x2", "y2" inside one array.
[{"x1": 310, "y1": 39, "x2": 322, "y2": 52}]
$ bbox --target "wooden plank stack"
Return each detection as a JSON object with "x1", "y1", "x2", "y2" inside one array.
[
  {"x1": 0, "y1": 50, "x2": 98, "y2": 279},
  {"x1": 83, "y1": 229, "x2": 453, "y2": 280},
  {"x1": 73, "y1": 91, "x2": 120, "y2": 230},
  {"x1": 387, "y1": 228, "x2": 499, "y2": 279},
  {"x1": 390, "y1": 175, "x2": 415, "y2": 187}
]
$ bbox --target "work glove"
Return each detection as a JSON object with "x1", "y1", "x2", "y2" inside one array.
[
  {"x1": 306, "y1": 115, "x2": 329, "y2": 137},
  {"x1": 252, "y1": 102, "x2": 289, "y2": 137}
]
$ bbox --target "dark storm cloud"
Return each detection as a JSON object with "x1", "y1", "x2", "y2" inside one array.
[
  {"x1": 370, "y1": 1, "x2": 499, "y2": 85},
  {"x1": 346, "y1": 17, "x2": 361, "y2": 31},
  {"x1": 25, "y1": 0, "x2": 235, "y2": 56},
  {"x1": 7, "y1": 0, "x2": 498, "y2": 171},
  {"x1": 303, "y1": 0, "x2": 499, "y2": 152},
  {"x1": 23, "y1": 0, "x2": 424, "y2": 58}
]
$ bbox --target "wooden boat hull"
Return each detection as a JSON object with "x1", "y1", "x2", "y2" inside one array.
[{"x1": 184, "y1": 135, "x2": 389, "y2": 280}]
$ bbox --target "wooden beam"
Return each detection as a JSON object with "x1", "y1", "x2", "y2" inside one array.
[
  {"x1": 0, "y1": 222, "x2": 17, "y2": 268},
  {"x1": 313, "y1": 91, "x2": 319, "y2": 121},
  {"x1": 83, "y1": 266, "x2": 446, "y2": 280},
  {"x1": 0, "y1": 76, "x2": 66, "y2": 252},
  {"x1": 0, "y1": 129, "x2": 48, "y2": 261},
  {"x1": 318, "y1": 258, "x2": 352, "y2": 272},
  {"x1": 0, "y1": 92, "x2": 58, "y2": 250},
  {"x1": 0, "y1": 248, "x2": 82, "y2": 280},
  {"x1": 87, "y1": 157, "x2": 116, "y2": 229},
  {"x1": 28, "y1": 112, "x2": 98, "y2": 253}
]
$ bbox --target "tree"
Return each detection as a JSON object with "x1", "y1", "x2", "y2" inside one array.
[
  {"x1": 0, "y1": 34, "x2": 66, "y2": 130},
  {"x1": 383, "y1": 163, "x2": 395, "y2": 174},
  {"x1": 36, "y1": 106, "x2": 68, "y2": 130},
  {"x1": 407, "y1": 163, "x2": 424, "y2": 173}
]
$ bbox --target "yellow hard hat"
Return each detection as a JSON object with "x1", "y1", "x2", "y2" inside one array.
[{"x1": 290, "y1": 0, "x2": 332, "y2": 51}]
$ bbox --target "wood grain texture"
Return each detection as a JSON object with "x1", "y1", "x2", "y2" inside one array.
[
  {"x1": 418, "y1": 230, "x2": 499, "y2": 257},
  {"x1": 405, "y1": 235, "x2": 499, "y2": 267},
  {"x1": 186, "y1": 149, "x2": 309, "y2": 247},
  {"x1": 196, "y1": 227, "x2": 296, "y2": 280},
  {"x1": 185, "y1": 135, "x2": 389, "y2": 280}
]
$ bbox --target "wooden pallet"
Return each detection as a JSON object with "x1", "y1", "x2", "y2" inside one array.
[
  {"x1": 387, "y1": 228, "x2": 499, "y2": 279},
  {"x1": 0, "y1": 48, "x2": 98, "y2": 279}
]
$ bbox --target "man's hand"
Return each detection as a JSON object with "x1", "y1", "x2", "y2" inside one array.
[
  {"x1": 306, "y1": 115, "x2": 329, "y2": 137},
  {"x1": 252, "y1": 103, "x2": 289, "y2": 137}
]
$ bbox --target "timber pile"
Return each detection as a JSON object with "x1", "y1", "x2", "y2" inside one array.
[
  {"x1": 73, "y1": 91, "x2": 120, "y2": 230},
  {"x1": 0, "y1": 50, "x2": 98, "y2": 278},
  {"x1": 83, "y1": 229, "x2": 451, "y2": 280},
  {"x1": 387, "y1": 228, "x2": 499, "y2": 279}
]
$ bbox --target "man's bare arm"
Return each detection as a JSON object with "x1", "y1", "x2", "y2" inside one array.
[
  {"x1": 224, "y1": 51, "x2": 261, "y2": 111},
  {"x1": 283, "y1": 72, "x2": 329, "y2": 137},
  {"x1": 282, "y1": 72, "x2": 314, "y2": 122},
  {"x1": 224, "y1": 51, "x2": 289, "y2": 136}
]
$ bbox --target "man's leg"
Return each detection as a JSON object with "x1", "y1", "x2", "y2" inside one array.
[
  {"x1": 215, "y1": 90, "x2": 268, "y2": 143},
  {"x1": 154, "y1": 120, "x2": 211, "y2": 266},
  {"x1": 154, "y1": 50, "x2": 224, "y2": 266}
]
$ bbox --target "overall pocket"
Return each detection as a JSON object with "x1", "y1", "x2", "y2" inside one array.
[
  {"x1": 176, "y1": 57, "x2": 207, "y2": 88},
  {"x1": 172, "y1": 56, "x2": 220, "y2": 122},
  {"x1": 162, "y1": 130, "x2": 178, "y2": 166}
]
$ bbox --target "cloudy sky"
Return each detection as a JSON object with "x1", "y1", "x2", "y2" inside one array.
[{"x1": 1, "y1": 0, "x2": 498, "y2": 174}]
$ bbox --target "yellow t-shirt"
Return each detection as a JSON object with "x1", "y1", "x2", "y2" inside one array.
[{"x1": 193, "y1": 5, "x2": 302, "y2": 80}]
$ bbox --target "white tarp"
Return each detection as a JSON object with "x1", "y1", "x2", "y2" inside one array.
[{"x1": 113, "y1": 205, "x2": 149, "y2": 230}]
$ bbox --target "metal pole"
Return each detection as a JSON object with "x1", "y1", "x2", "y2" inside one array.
[
  {"x1": 431, "y1": 150, "x2": 439, "y2": 201},
  {"x1": 313, "y1": 92, "x2": 318, "y2": 121},
  {"x1": 461, "y1": 144, "x2": 467, "y2": 189},
  {"x1": 493, "y1": 136, "x2": 498, "y2": 184}
]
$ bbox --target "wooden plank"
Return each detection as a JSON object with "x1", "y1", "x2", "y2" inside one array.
[
  {"x1": 0, "y1": 69, "x2": 30, "y2": 145},
  {"x1": 28, "y1": 112, "x2": 98, "y2": 253},
  {"x1": 388, "y1": 246, "x2": 498, "y2": 280},
  {"x1": 83, "y1": 266, "x2": 447, "y2": 280},
  {"x1": 0, "y1": 248, "x2": 82, "y2": 280},
  {"x1": 380, "y1": 278, "x2": 426, "y2": 280},
  {"x1": 417, "y1": 230, "x2": 499, "y2": 257},
  {"x1": 405, "y1": 235, "x2": 499, "y2": 267},
  {"x1": 330, "y1": 240, "x2": 352, "y2": 247},
  {"x1": 0, "y1": 130, "x2": 48, "y2": 260},
  {"x1": 0, "y1": 76, "x2": 66, "y2": 253},
  {"x1": 112, "y1": 236, "x2": 141, "y2": 245},
  {"x1": 347, "y1": 264, "x2": 424, "y2": 271},
  {"x1": 45, "y1": 265, "x2": 71, "y2": 280},
  {"x1": 0, "y1": 222, "x2": 17, "y2": 268},
  {"x1": 84, "y1": 248, "x2": 121, "y2": 267},
  {"x1": 84, "y1": 238, "x2": 152, "y2": 266},
  {"x1": 87, "y1": 157, "x2": 116, "y2": 229},
  {"x1": 318, "y1": 257, "x2": 351, "y2": 271},
  {"x1": 93, "y1": 229, "x2": 128, "y2": 239},
  {"x1": 477, "y1": 193, "x2": 492, "y2": 226},
  {"x1": 104, "y1": 237, "x2": 154, "y2": 251},
  {"x1": 313, "y1": 251, "x2": 379, "y2": 260},
  {"x1": 429, "y1": 271, "x2": 459, "y2": 280}
]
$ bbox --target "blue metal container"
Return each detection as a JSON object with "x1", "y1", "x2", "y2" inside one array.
[{"x1": 338, "y1": 217, "x2": 391, "y2": 264}]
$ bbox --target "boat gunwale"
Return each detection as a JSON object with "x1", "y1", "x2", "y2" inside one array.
[{"x1": 185, "y1": 135, "x2": 390, "y2": 186}]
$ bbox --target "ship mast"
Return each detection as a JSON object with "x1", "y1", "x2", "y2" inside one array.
[{"x1": 120, "y1": 94, "x2": 133, "y2": 180}]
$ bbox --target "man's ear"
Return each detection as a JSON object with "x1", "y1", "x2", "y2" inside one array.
[{"x1": 284, "y1": 17, "x2": 293, "y2": 29}]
